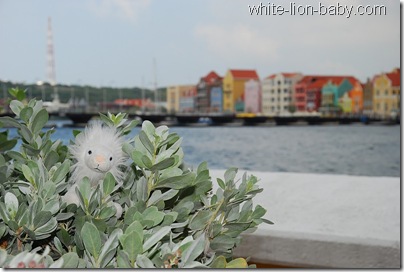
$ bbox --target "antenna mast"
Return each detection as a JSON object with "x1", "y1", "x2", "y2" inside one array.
[{"x1": 47, "y1": 17, "x2": 56, "y2": 86}]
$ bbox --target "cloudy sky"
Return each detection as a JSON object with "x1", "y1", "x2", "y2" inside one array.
[{"x1": 0, "y1": 0, "x2": 400, "y2": 88}]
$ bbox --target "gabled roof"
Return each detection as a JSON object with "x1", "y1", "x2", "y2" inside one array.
[
  {"x1": 265, "y1": 72, "x2": 300, "y2": 79},
  {"x1": 202, "y1": 71, "x2": 222, "y2": 83},
  {"x1": 386, "y1": 68, "x2": 400, "y2": 87},
  {"x1": 298, "y1": 75, "x2": 360, "y2": 89},
  {"x1": 229, "y1": 69, "x2": 259, "y2": 79}
]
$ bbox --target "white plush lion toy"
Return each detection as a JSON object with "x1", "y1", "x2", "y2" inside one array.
[{"x1": 62, "y1": 121, "x2": 126, "y2": 217}]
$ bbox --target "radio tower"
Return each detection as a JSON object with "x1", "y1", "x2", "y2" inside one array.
[{"x1": 47, "y1": 17, "x2": 56, "y2": 86}]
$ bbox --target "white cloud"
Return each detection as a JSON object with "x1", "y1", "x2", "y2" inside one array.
[
  {"x1": 87, "y1": 0, "x2": 151, "y2": 21},
  {"x1": 194, "y1": 24, "x2": 279, "y2": 62}
]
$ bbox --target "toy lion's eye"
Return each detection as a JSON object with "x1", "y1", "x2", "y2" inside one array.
[
  {"x1": 109, "y1": 157, "x2": 113, "y2": 161},
  {"x1": 88, "y1": 150, "x2": 92, "y2": 155}
]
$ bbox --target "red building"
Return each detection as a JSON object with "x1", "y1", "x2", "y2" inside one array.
[{"x1": 295, "y1": 75, "x2": 359, "y2": 112}]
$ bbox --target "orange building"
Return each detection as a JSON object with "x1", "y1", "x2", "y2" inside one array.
[{"x1": 348, "y1": 81, "x2": 364, "y2": 114}]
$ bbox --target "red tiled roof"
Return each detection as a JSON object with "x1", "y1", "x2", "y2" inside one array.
[
  {"x1": 386, "y1": 68, "x2": 400, "y2": 87},
  {"x1": 229, "y1": 69, "x2": 259, "y2": 79},
  {"x1": 297, "y1": 75, "x2": 360, "y2": 89},
  {"x1": 203, "y1": 71, "x2": 222, "y2": 83}
]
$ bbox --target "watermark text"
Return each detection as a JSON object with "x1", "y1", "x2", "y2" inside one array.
[{"x1": 248, "y1": 2, "x2": 387, "y2": 18}]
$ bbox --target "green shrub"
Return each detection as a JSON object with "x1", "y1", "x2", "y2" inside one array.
[{"x1": 0, "y1": 88, "x2": 271, "y2": 268}]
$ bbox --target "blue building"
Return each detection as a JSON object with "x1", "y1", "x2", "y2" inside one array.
[{"x1": 210, "y1": 86, "x2": 223, "y2": 112}]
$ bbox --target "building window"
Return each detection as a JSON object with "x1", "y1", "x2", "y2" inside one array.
[
  {"x1": 271, "y1": 98, "x2": 275, "y2": 102},
  {"x1": 278, "y1": 80, "x2": 281, "y2": 85},
  {"x1": 284, "y1": 89, "x2": 288, "y2": 93},
  {"x1": 278, "y1": 89, "x2": 281, "y2": 94},
  {"x1": 385, "y1": 90, "x2": 388, "y2": 96},
  {"x1": 271, "y1": 89, "x2": 274, "y2": 94}
]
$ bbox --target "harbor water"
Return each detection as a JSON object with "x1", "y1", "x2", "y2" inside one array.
[{"x1": 5, "y1": 123, "x2": 400, "y2": 177}]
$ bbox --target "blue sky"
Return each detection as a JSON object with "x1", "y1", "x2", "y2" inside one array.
[{"x1": 0, "y1": 0, "x2": 400, "y2": 88}]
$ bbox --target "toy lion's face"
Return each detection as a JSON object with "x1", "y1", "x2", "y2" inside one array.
[
  {"x1": 84, "y1": 144, "x2": 116, "y2": 173},
  {"x1": 69, "y1": 122, "x2": 126, "y2": 185}
]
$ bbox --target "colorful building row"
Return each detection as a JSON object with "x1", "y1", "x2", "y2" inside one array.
[{"x1": 165, "y1": 68, "x2": 400, "y2": 118}]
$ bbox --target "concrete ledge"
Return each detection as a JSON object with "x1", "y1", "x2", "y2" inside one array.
[{"x1": 209, "y1": 170, "x2": 400, "y2": 268}]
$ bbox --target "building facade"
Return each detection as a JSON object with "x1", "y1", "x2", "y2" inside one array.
[
  {"x1": 362, "y1": 78, "x2": 373, "y2": 115},
  {"x1": 244, "y1": 79, "x2": 261, "y2": 113},
  {"x1": 349, "y1": 81, "x2": 363, "y2": 114},
  {"x1": 166, "y1": 85, "x2": 196, "y2": 113},
  {"x1": 262, "y1": 73, "x2": 302, "y2": 115},
  {"x1": 210, "y1": 86, "x2": 223, "y2": 112},
  {"x1": 196, "y1": 71, "x2": 223, "y2": 113},
  {"x1": 373, "y1": 68, "x2": 400, "y2": 118},
  {"x1": 222, "y1": 69, "x2": 259, "y2": 113}
]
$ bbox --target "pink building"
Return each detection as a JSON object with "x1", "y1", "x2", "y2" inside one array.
[{"x1": 244, "y1": 79, "x2": 261, "y2": 113}]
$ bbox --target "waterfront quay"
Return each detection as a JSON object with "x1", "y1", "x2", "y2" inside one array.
[{"x1": 0, "y1": 111, "x2": 396, "y2": 127}]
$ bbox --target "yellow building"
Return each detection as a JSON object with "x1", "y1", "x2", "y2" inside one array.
[
  {"x1": 339, "y1": 92, "x2": 352, "y2": 113},
  {"x1": 222, "y1": 69, "x2": 259, "y2": 112},
  {"x1": 373, "y1": 68, "x2": 400, "y2": 118},
  {"x1": 166, "y1": 85, "x2": 196, "y2": 113}
]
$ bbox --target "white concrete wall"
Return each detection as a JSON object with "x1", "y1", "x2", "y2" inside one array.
[{"x1": 209, "y1": 170, "x2": 400, "y2": 268}]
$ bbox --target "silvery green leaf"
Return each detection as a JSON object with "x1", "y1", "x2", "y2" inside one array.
[
  {"x1": 217, "y1": 178, "x2": 225, "y2": 190},
  {"x1": 125, "y1": 221, "x2": 143, "y2": 240},
  {"x1": 136, "y1": 177, "x2": 148, "y2": 202},
  {"x1": 102, "y1": 172, "x2": 116, "y2": 196},
  {"x1": 43, "y1": 199, "x2": 59, "y2": 215},
  {"x1": 44, "y1": 150, "x2": 59, "y2": 170},
  {"x1": 0, "y1": 116, "x2": 21, "y2": 128},
  {"x1": 189, "y1": 210, "x2": 211, "y2": 230},
  {"x1": 210, "y1": 255, "x2": 227, "y2": 268},
  {"x1": 150, "y1": 157, "x2": 175, "y2": 172},
  {"x1": 99, "y1": 228, "x2": 122, "y2": 267},
  {"x1": 122, "y1": 142, "x2": 134, "y2": 156},
  {"x1": 99, "y1": 206, "x2": 116, "y2": 220},
  {"x1": 195, "y1": 169, "x2": 210, "y2": 184},
  {"x1": 154, "y1": 172, "x2": 195, "y2": 190},
  {"x1": 0, "y1": 223, "x2": 6, "y2": 238},
  {"x1": 197, "y1": 161, "x2": 208, "y2": 174},
  {"x1": 81, "y1": 222, "x2": 101, "y2": 260},
  {"x1": 78, "y1": 177, "x2": 91, "y2": 202},
  {"x1": 19, "y1": 125, "x2": 33, "y2": 143},
  {"x1": 9, "y1": 100, "x2": 24, "y2": 116},
  {"x1": 139, "y1": 131, "x2": 154, "y2": 155},
  {"x1": 181, "y1": 234, "x2": 206, "y2": 265},
  {"x1": 136, "y1": 254, "x2": 155, "y2": 268},
  {"x1": 210, "y1": 234, "x2": 235, "y2": 251},
  {"x1": 142, "y1": 226, "x2": 171, "y2": 252},
  {"x1": 54, "y1": 236, "x2": 64, "y2": 253},
  {"x1": 120, "y1": 231, "x2": 142, "y2": 264},
  {"x1": 5, "y1": 192, "x2": 18, "y2": 218},
  {"x1": 21, "y1": 164, "x2": 35, "y2": 185},
  {"x1": 147, "y1": 189, "x2": 178, "y2": 207},
  {"x1": 224, "y1": 167, "x2": 238, "y2": 183},
  {"x1": 117, "y1": 250, "x2": 131, "y2": 268},
  {"x1": 30, "y1": 108, "x2": 49, "y2": 135},
  {"x1": 35, "y1": 218, "x2": 57, "y2": 236},
  {"x1": 142, "y1": 206, "x2": 164, "y2": 227},
  {"x1": 251, "y1": 204, "x2": 267, "y2": 219},
  {"x1": 131, "y1": 150, "x2": 147, "y2": 168},
  {"x1": 142, "y1": 120, "x2": 155, "y2": 137},
  {"x1": 33, "y1": 211, "x2": 53, "y2": 228},
  {"x1": 51, "y1": 160, "x2": 70, "y2": 184},
  {"x1": 20, "y1": 106, "x2": 33, "y2": 123},
  {"x1": 141, "y1": 155, "x2": 152, "y2": 169}
]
